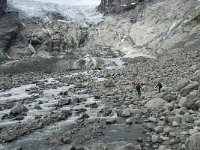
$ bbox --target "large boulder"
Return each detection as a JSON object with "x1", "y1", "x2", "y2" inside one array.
[
  {"x1": 162, "y1": 92, "x2": 177, "y2": 102},
  {"x1": 176, "y1": 78, "x2": 191, "y2": 91},
  {"x1": 178, "y1": 91, "x2": 200, "y2": 109},
  {"x1": 10, "y1": 102, "x2": 28, "y2": 116},
  {"x1": 185, "y1": 132, "x2": 200, "y2": 150},
  {"x1": 180, "y1": 81, "x2": 199, "y2": 97},
  {"x1": 144, "y1": 98, "x2": 168, "y2": 110}
]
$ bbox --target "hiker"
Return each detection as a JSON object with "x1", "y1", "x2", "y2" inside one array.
[
  {"x1": 133, "y1": 82, "x2": 143, "y2": 98},
  {"x1": 155, "y1": 82, "x2": 162, "y2": 93}
]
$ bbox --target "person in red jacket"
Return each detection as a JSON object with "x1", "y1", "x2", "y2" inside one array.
[{"x1": 133, "y1": 82, "x2": 144, "y2": 98}]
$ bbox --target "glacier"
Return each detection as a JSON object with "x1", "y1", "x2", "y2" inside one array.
[{"x1": 7, "y1": 0, "x2": 104, "y2": 27}]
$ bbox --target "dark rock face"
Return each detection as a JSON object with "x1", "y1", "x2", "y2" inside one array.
[
  {"x1": 0, "y1": 12, "x2": 19, "y2": 62},
  {"x1": 98, "y1": 0, "x2": 146, "y2": 13},
  {"x1": 0, "y1": 0, "x2": 7, "y2": 16}
]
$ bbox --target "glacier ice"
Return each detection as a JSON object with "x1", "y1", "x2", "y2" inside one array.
[{"x1": 7, "y1": 0, "x2": 104, "y2": 27}]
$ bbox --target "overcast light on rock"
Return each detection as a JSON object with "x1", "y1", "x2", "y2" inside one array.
[{"x1": 34, "y1": 0, "x2": 101, "y2": 5}]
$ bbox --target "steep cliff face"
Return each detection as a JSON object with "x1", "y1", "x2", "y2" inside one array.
[
  {"x1": 0, "y1": 0, "x2": 7, "y2": 16},
  {"x1": 0, "y1": 0, "x2": 20, "y2": 62},
  {"x1": 86, "y1": 0, "x2": 200, "y2": 58},
  {"x1": 7, "y1": 17, "x2": 88, "y2": 59},
  {"x1": 98, "y1": 0, "x2": 152, "y2": 13}
]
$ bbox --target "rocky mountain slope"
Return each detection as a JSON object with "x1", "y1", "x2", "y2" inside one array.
[{"x1": 0, "y1": 0, "x2": 200, "y2": 149}]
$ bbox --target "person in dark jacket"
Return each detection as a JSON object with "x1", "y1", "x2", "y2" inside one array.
[
  {"x1": 156, "y1": 82, "x2": 162, "y2": 93},
  {"x1": 133, "y1": 82, "x2": 144, "y2": 97}
]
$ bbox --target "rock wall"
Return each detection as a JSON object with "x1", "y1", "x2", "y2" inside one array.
[
  {"x1": 86, "y1": 0, "x2": 200, "y2": 58},
  {"x1": 0, "y1": 12, "x2": 19, "y2": 62},
  {"x1": 7, "y1": 17, "x2": 88, "y2": 59},
  {"x1": 98, "y1": 0, "x2": 152, "y2": 13},
  {"x1": 0, "y1": 0, "x2": 7, "y2": 16}
]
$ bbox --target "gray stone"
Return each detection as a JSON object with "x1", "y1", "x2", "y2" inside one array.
[
  {"x1": 145, "y1": 98, "x2": 168, "y2": 110},
  {"x1": 106, "y1": 118, "x2": 117, "y2": 124},
  {"x1": 10, "y1": 102, "x2": 28, "y2": 116},
  {"x1": 185, "y1": 132, "x2": 200, "y2": 150},
  {"x1": 180, "y1": 81, "x2": 199, "y2": 97},
  {"x1": 121, "y1": 108, "x2": 131, "y2": 117},
  {"x1": 58, "y1": 99, "x2": 71, "y2": 106},
  {"x1": 177, "y1": 79, "x2": 191, "y2": 91},
  {"x1": 151, "y1": 134, "x2": 162, "y2": 143}
]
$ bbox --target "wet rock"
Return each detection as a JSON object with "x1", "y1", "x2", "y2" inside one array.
[
  {"x1": 106, "y1": 117, "x2": 117, "y2": 124},
  {"x1": 126, "y1": 118, "x2": 132, "y2": 124},
  {"x1": 59, "y1": 90, "x2": 68, "y2": 96},
  {"x1": 121, "y1": 108, "x2": 131, "y2": 117},
  {"x1": 10, "y1": 102, "x2": 28, "y2": 116},
  {"x1": 98, "y1": 107, "x2": 113, "y2": 117},
  {"x1": 144, "y1": 98, "x2": 168, "y2": 110},
  {"x1": 77, "y1": 112, "x2": 89, "y2": 123},
  {"x1": 1, "y1": 113, "x2": 9, "y2": 120},
  {"x1": 34, "y1": 104, "x2": 42, "y2": 110},
  {"x1": 58, "y1": 98, "x2": 71, "y2": 106},
  {"x1": 185, "y1": 132, "x2": 200, "y2": 150},
  {"x1": 85, "y1": 102, "x2": 98, "y2": 108},
  {"x1": 137, "y1": 137, "x2": 144, "y2": 143}
]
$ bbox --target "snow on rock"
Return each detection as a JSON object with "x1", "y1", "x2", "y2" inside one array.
[{"x1": 7, "y1": 0, "x2": 104, "y2": 27}]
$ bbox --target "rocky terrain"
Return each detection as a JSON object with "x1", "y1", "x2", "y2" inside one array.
[{"x1": 0, "y1": 0, "x2": 200, "y2": 150}]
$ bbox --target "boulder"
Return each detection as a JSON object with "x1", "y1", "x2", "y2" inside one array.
[
  {"x1": 121, "y1": 108, "x2": 131, "y2": 117},
  {"x1": 10, "y1": 102, "x2": 28, "y2": 116},
  {"x1": 185, "y1": 132, "x2": 200, "y2": 150},
  {"x1": 162, "y1": 92, "x2": 177, "y2": 102},
  {"x1": 178, "y1": 93, "x2": 200, "y2": 109},
  {"x1": 129, "y1": 109, "x2": 142, "y2": 115},
  {"x1": 106, "y1": 118, "x2": 117, "y2": 124},
  {"x1": 144, "y1": 98, "x2": 168, "y2": 110},
  {"x1": 58, "y1": 99, "x2": 71, "y2": 106},
  {"x1": 176, "y1": 79, "x2": 191, "y2": 91},
  {"x1": 180, "y1": 81, "x2": 199, "y2": 97}
]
